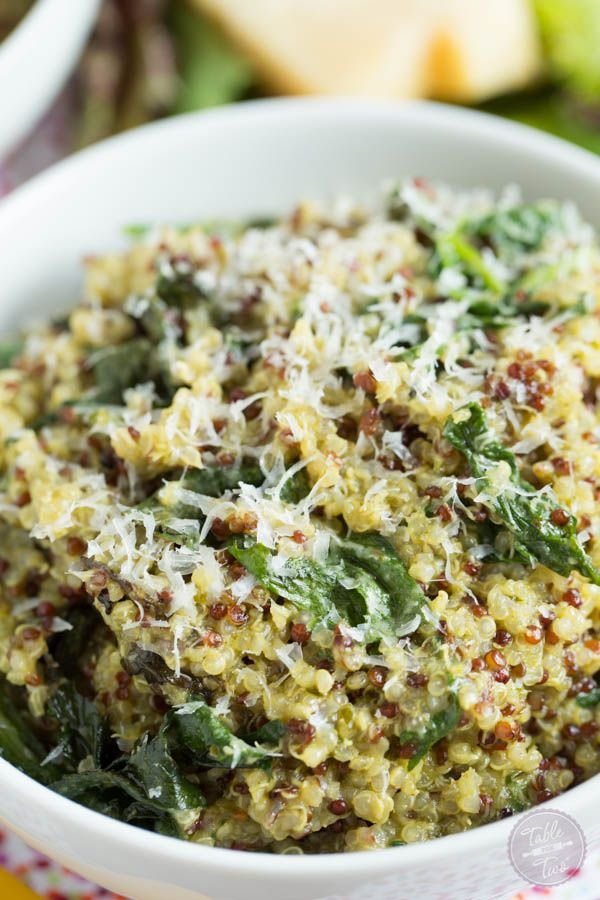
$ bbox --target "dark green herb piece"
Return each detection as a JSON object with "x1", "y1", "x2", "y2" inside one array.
[
  {"x1": 468, "y1": 202, "x2": 561, "y2": 258},
  {"x1": 434, "y1": 232, "x2": 504, "y2": 293},
  {"x1": 576, "y1": 675, "x2": 600, "y2": 708},
  {"x1": 126, "y1": 727, "x2": 206, "y2": 810},
  {"x1": 50, "y1": 605, "x2": 102, "y2": 683},
  {"x1": 228, "y1": 538, "x2": 344, "y2": 628},
  {"x1": 240, "y1": 719, "x2": 287, "y2": 746},
  {"x1": 182, "y1": 461, "x2": 264, "y2": 498},
  {"x1": 504, "y1": 772, "x2": 531, "y2": 813},
  {"x1": 89, "y1": 337, "x2": 174, "y2": 406},
  {"x1": 229, "y1": 532, "x2": 426, "y2": 639},
  {"x1": 337, "y1": 533, "x2": 426, "y2": 636},
  {"x1": 398, "y1": 694, "x2": 461, "y2": 771},
  {"x1": 173, "y1": 699, "x2": 275, "y2": 770},
  {"x1": 122, "y1": 648, "x2": 207, "y2": 694},
  {"x1": 0, "y1": 338, "x2": 24, "y2": 369},
  {"x1": 279, "y1": 466, "x2": 311, "y2": 504},
  {"x1": 156, "y1": 267, "x2": 207, "y2": 311},
  {"x1": 444, "y1": 403, "x2": 600, "y2": 584},
  {"x1": 46, "y1": 684, "x2": 112, "y2": 770},
  {"x1": 0, "y1": 682, "x2": 53, "y2": 782},
  {"x1": 138, "y1": 461, "x2": 264, "y2": 546}
]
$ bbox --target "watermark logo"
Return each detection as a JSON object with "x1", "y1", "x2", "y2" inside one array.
[{"x1": 508, "y1": 808, "x2": 586, "y2": 887}]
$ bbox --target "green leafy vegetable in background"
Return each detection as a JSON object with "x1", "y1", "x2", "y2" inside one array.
[
  {"x1": 169, "y1": 1, "x2": 255, "y2": 112},
  {"x1": 444, "y1": 403, "x2": 600, "y2": 584},
  {"x1": 398, "y1": 695, "x2": 460, "y2": 771},
  {"x1": 534, "y1": 0, "x2": 600, "y2": 102}
]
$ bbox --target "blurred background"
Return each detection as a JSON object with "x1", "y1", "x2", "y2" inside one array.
[
  {"x1": 2, "y1": 1, "x2": 600, "y2": 898},
  {"x1": 3, "y1": 0, "x2": 600, "y2": 193}
]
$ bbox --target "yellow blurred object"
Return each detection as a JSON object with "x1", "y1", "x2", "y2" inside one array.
[
  {"x1": 190, "y1": 0, "x2": 542, "y2": 102},
  {"x1": 0, "y1": 869, "x2": 39, "y2": 899}
]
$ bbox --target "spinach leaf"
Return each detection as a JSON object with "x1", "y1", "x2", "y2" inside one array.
[
  {"x1": 51, "y1": 770, "x2": 162, "y2": 810},
  {"x1": 182, "y1": 461, "x2": 264, "y2": 498},
  {"x1": 434, "y1": 232, "x2": 504, "y2": 293},
  {"x1": 337, "y1": 533, "x2": 426, "y2": 636},
  {"x1": 468, "y1": 202, "x2": 561, "y2": 258},
  {"x1": 0, "y1": 682, "x2": 53, "y2": 782},
  {"x1": 228, "y1": 538, "x2": 344, "y2": 628},
  {"x1": 279, "y1": 466, "x2": 311, "y2": 504},
  {"x1": 504, "y1": 772, "x2": 531, "y2": 813},
  {"x1": 240, "y1": 719, "x2": 287, "y2": 746},
  {"x1": 576, "y1": 674, "x2": 600, "y2": 708},
  {"x1": 89, "y1": 337, "x2": 173, "y2": 406},
  {"x1": 156, "y1": 266, "x2": 208, "y2": 310},
  {"x1": 127, "y1": 728, "x2": 206, "y2": 810},
  {"x1": 444, "y1": 403, "x2": 600, "y2": 585},
  {"x1": 50, "y1": 605, "x2": 102, "y2": 682},
  {"x1": 0, "y1": 338, "x2": 24, "y2": 369},
  {"x1": 173, "y1": 699, "x2": 275, "y2": 770},
  {"x1": 398, "y1": 694, "x2": 460, "y2": 771},
  {"x1": 138, "y1": 460, "x2": 264, "y2": 546},
  {"x1": 46, "y1": 684, "x2": 112, "y2": 770},
  {"x1": 229, "y1": 532, "x2": 427, "y2": 639}
]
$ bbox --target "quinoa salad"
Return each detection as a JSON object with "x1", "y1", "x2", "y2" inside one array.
[{"x1": 0, "y1": 180, "x2": 600, "y2": 854}]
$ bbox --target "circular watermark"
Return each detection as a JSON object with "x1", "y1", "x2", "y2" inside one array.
[{"x1": 508, "y1": 808, "x2": 586, "y2": 887}]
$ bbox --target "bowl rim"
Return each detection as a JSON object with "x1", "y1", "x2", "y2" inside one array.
[
  {"x1": 0, "y1": 0, "x2": 100, "y2": 159},
  {"x1": 1, "y1": 96, "x2": 600, "y2": 877}
]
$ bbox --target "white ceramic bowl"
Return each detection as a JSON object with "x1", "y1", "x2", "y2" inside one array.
[
  {"x1": 0, "y1": 99, "x2": 599, "y2": 900},
  {"x1": 0, "y1": 0, "x2": 100, "y2": 159}
]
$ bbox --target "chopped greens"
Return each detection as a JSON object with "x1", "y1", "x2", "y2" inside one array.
[
  {"x1": 433, "y1": 232, "x2": 504, "y2": 293},
  {"x1": 229, "y1": 532, "x2": 426, "y2": 639},
  {"x1": 228, "y1": 538, "x2": 343, "y2": 628},
  {"x1": 467, "y1": 202, "x2": 562, "y2": 258},
  {"x1": 0, "y1": 685, "x2": 54, "y2": 782},
  {"x1": 444, "y1": 403, "x2": 600, "y2": 584},
  {"x1": 504, "y1": 772, "x2": 531, "y2": 813},
  {"x1": 398, "y1": 694, "x2": 460, "y2": 771},
  {"x1": 0, "y1": 338, "x2": 24, "y2": 369},
  {"x1": 336, "y1": 533, "x2": 426, "y2": 636},
  {"x1": 89, "y1": 337, "x2": 174, "y2": 406},
  {"x1": 182, "y1": 461, "x2": 264, "y2": 498},
  {"x1": 46, "y1": 683, "x2": 112, "y2": 770},
  {"x1": 173, "y1": 700, "x2": 277, "y2": 770},
  {"x1": 576, "y1": 675, "x2": 600, "y2": 708}
]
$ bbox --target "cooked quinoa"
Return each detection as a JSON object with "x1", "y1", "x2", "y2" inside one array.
[{"x1": 0, "y1": 180, "x2": 599, "y2": 853}]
